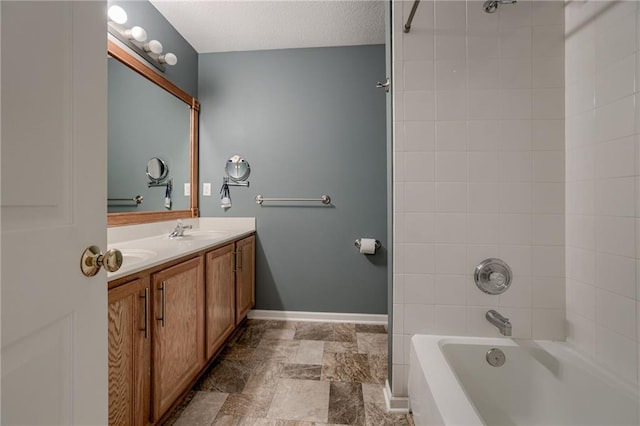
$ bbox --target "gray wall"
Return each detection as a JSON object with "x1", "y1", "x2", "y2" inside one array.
[
  {"x1": 108, "y1": 0, "x2": 198, "y2": 96},
  {"x1": 108, "y1": 57, "x2": 191, "y2": 213},
  {"x1": 198, "y1": 45, "x2": 387, "y2": 314}
]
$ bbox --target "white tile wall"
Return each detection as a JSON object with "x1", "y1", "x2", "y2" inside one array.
[
  {"x1": 565, "y1": 0, "x2": 640, "y2": 386},
  {"x1": 392, "y1": 0, "x2": 565, "y2": 397},
  {"x1": 394, "y1": 0, "x2": 640, "y2": 396}
]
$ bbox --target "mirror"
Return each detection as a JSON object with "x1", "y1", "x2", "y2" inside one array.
[
  {"x1": 225, "y1": 155, "x2": 250, "y2": 182},
  {"x1": 107, "y1": 40, "x2": 199, "y2": 226},
  {"x1": 146, "y1": 157, "x2": 169, "y2": 183}
]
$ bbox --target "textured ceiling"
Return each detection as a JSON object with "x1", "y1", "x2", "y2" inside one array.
[{"x1": 149, "y1": 0, "x2": 385, "y2": 53}]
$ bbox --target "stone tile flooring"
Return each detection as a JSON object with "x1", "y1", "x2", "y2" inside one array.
[{"x1": 163, "y1": 320, "x2": 414, "y2": 426}]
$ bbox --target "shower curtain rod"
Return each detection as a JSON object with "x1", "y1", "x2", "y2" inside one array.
[{"x1": 404, "y1": 0, "x2": 421, "y2": 33}]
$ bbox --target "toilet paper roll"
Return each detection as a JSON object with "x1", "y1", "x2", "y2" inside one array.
[{"x1": 359, "y1": 238, "x2": 377, "y2": 255}]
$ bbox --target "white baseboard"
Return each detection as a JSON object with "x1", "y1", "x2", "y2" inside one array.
[
  {"x1": 248, "y1": 309, "x2": 388, "y2": 324},
  {"x1": 384, "y1": 380, "x2": 410, "y2": 413}
]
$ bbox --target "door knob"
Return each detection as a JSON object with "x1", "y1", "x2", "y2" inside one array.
[{"x1": 80, "y1": 246, "x2": 123, "y2": 277}]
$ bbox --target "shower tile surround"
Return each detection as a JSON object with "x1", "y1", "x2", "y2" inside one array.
[
  {"x1": 565, "y1": 0, "x2": 640, "y2": 384},
  {"x1": 164, "y1": 320, "x2": 413, "y2": 425},
  {"x1": 392, "y1": 0, "x2": 566, "y2": 396}
]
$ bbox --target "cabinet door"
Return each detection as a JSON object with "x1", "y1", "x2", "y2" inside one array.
[
  {"x1": 205, "y1": 244, "x2": 236, "y2": 360},
  {"x1": 108, "y1": 277, "x2": 151, "y2": 426},
  {"x1": 152, "y1": 257, "x2": 204, "y2": 421},
  {"x1": 235, "y1": 235, "x2": 256, "y2": 324}
]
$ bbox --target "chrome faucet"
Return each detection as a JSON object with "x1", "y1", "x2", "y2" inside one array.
[
  {"x1": 486, "y1": 310, "x2": 512, "y2": 336},
  {"x1": 169, "y1": 220, "x2": 192, "y2": 238}
]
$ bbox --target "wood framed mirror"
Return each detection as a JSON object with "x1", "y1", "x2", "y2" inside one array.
[{"x1": 107, "y1": 39, "x2": 199, "y2": 226}]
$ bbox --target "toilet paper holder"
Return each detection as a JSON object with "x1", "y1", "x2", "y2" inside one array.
[{"x1": 354, "y1": 239, "x2": 381, "y2": 250}]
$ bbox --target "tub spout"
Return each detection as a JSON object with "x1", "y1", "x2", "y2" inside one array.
[{"x1": 486, "y1": 309, "x2": 512, "y2": 336}]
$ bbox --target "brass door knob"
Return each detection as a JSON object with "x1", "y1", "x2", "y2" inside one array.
[{"x1": 80, "y1": 246, "x2": 123, "y2": 277}]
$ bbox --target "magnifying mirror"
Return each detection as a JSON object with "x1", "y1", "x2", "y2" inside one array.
[
  {"x1": 146, "y1": 157, "x2": 169, "y2": 183},
  {"x1": 225, "y1": 155, "x2": 250, "y2": 182}
]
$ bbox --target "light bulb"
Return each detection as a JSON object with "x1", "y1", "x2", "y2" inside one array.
[
  {"x1": 107, "y1": 5, "x2": 127, "y2": 25},
  {"x1": 143, "y1": 40, "x2": 163, "y2": 54},
  {"x1": 124, "y1": 26, "x2": 147, "y2": 42},
  {"x1": 159, "y1": 53, "x2": 178, "y2": 66}
]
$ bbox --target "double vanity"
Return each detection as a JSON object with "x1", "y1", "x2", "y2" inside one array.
[{"x1": 107, "y1": 218, "x2": 256, "y2": 425}]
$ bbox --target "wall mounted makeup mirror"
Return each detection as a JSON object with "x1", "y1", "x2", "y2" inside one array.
[
  {"x1": 146, "y1": 157, "x2": 169, "y2": 183},
  {"x1": 107, "y1": 39, "x2": 199, "y2": 226},
  {"x1": 225, "y1": 155, "x2": 250, "y2": 182}
]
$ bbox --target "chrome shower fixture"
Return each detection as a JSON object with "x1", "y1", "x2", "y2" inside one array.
[{"x1": 483, "y1": 0, "x2": 517, "y2": 14}]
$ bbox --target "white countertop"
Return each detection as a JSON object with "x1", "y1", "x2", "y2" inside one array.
[{"x1": 107, "y1": 217, "x2": 256, "y2": 281}]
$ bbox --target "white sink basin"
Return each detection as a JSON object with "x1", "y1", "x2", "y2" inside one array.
[{"x1": 119, "y1": 248, "x2": 157, "y2": 267}]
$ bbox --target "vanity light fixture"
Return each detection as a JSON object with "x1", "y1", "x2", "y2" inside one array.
[
  {"x1": 158, "y1": 53, "x2": 178, "y2": 66},
  {"x1": 107, "y1": 5, "x2": 127, "y2": 25},
  {"x1": 107, "y1": 6, "x2": 178, "y2": 72},
  {"x1": 123, "y1": 26, "x2": 147, "y2": 43},
  {"x1": 143, "y1": 39, "x2": 163, "y2": 54}
]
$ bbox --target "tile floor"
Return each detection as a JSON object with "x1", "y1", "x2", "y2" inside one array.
[{"x1": 163, "y1": 319, "x2": 414, "y2": 426}]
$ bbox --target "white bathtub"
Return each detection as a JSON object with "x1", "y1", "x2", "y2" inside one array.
[{"x1": 408, "y1": 335, "x2": 640, "y2": 426}]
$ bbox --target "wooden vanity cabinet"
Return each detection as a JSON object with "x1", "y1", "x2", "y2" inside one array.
[
  {"x1": 205, "y1": 244, "x2": 236, "y2": 359},
  {"x1": 108, "y1": 233, "x2": 255, "y2": 425},
  {"x1": 151, "y1": 256, "x2": 205, "y2": 422},
  {"x1": 108, "y1": 277, "x2": 151, "y2": 426},
  {"x1": 235, "y1": 235, "x2": 255, "y2": 324}
]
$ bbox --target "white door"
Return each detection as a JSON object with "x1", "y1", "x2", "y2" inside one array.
[{"x1": 1, "y1": 2, "x2": 108, "y2": 424}]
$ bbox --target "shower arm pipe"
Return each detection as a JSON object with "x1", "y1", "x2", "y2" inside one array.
[{"x1": 404, "y1": 0, "x2": 421, "y2": 33}]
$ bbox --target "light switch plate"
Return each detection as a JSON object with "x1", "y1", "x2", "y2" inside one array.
[
  {"x1": 184, "y1": 183, "x2": 190, "y2": 196},
  {"x1": 203, "y1": 182, "x2": 211, "y2": 196}
]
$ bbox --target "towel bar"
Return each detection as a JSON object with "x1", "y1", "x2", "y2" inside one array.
[
  {"x1": 108, "y1": 195, "x2": 144, "y2": 205},
  {"x1": 255, "y1": 194, "x2": 331, "y2": 205}
]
